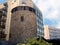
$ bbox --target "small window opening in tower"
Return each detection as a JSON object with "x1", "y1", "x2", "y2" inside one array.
[{"x1": 21, "y1": 16, "x2": 24, "y2": 22}]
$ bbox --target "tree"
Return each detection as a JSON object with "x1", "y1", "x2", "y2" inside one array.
[
  {"x1": 17, "y1": 38, "x2": 52, "y2": 45},
  {"x1": 25, "y1": 38, "x2": 52, "y2": 45}
]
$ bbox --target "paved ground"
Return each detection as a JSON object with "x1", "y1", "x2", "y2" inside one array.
[{"x1": 0, "y1": 41, "x2": 16, "y2": 45}]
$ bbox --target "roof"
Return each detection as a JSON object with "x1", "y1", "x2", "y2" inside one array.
[{"x1": 0, "y1": 4, "x2": 5, "y2": 9}]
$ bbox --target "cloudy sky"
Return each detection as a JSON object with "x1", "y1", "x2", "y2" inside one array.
[
  {"x1": 0, "y1": 0, "x2": 60, "y2": 28},
  {"x1": 32, "y1": 0, "x2": 60, "y2": 28}
]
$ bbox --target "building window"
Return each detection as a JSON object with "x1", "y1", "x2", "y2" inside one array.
[
  {"x1": 9, "y1": 33, "x2": 11, "y2": 38},
  {"x1": 21, "y1": 16, "x2": 24, "y2": 22},
  {"x1": 14, "y1": 8, "x2": 18, "y2": 11},
  {"x1": 22, "y1": 0, "x2": 26, "y2": 5},
  {"x1": 21, "y1": 6, "x2": 24, "y2": 10}
]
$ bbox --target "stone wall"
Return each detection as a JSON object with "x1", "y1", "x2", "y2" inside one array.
[{"x1": 9, "y1": 10, "x2": 37, "y2": 43}]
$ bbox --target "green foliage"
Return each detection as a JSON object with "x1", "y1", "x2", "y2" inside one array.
[
  {"x1": 17, "y1": 38, "x2": 52, "y2": 45},
  {"x1": 17, "y1": 43, "x2": 25, "y2": 45}
]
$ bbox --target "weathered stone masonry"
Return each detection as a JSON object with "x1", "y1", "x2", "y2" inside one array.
[{"x1": 9, "y1": 6, "x2": 37, "y2": 43}]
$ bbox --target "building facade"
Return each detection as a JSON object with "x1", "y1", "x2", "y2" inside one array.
[
  {"x1": 0, "y1": 3, "x2": 7, "y2": 40},
  {"x1": 0, "y1": 0, "x2": 44, "y2": 43},
  {"x1": 44, "y1": 25, "x2": 60, "y2": 40},
  {"x1": 33, "y1": 4, "x2": 44, "y2": 37}
]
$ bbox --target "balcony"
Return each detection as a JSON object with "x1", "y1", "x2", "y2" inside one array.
[
  {"x1": 0, "y1": 31, "x2": 6, "y2": 40},
  {"x1": 1, "y1": 19, "x2": 6, "y2": 22},
  {"x1": 1, "y1": 24, "x2": 5, "y2": 29}
]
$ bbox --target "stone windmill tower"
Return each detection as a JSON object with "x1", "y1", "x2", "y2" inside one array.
[{"x1": 5, "y1": 0, "x2": 37, "y2": 43}]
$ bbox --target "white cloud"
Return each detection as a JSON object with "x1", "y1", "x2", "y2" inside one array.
[
  {"x1": 33, "y1": 0, "x2": 60, "y2": 28},
  {"x1": 45, "y1": 10, "x2": 59, "y2": 20},
  {"x1": 33, "y1": 0, "x2": 60, "y2": 14}
]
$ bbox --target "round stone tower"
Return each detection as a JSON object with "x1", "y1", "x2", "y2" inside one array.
[{"x1": 5, "y1": 0, "x2": 37, "y2": 43}]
